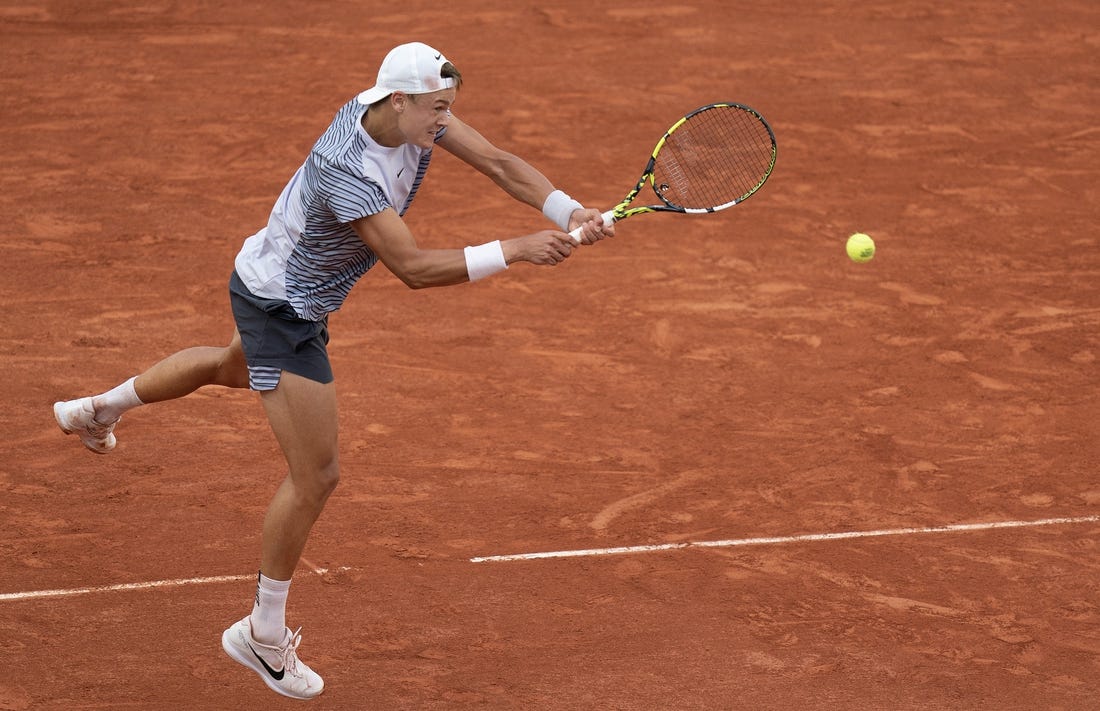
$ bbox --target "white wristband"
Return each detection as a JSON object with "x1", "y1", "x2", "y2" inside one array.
[
  {"x1": 464, "y1": 240, "x2": 508, "y2": 281},
  {"x1": 542, "y1": 189, "x2": 584, "y2": 231}
]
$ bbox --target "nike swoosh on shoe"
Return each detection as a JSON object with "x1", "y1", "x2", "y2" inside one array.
[{"x1": 248, "y1": 642, "x2": 285, "y2": 681}]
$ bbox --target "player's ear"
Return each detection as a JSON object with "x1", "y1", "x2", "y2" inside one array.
[{"x1": 391, "y1": 92, "x2": 407, "y2": 113}]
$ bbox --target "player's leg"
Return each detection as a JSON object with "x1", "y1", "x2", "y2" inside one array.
[
  {"x1": 130, "y1": 329, "x2": 249, "y2": 404},
  {"x1": 221, "y1": 370, "x2": 334, "y2": 700},
  {"x1": 53, "y1": 330, "x2": 249, "y2": 453},
  {"x1": 256, "y1": 370, "x2": 340, "y2": 583}
]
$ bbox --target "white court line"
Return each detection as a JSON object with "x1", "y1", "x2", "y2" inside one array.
[
  {"x1": 0, "y1": 566, "x2": 350, "y2": 603},
  {"x1": 0, "y1": 573, "x2": 254, "y2": 602},
  {"x1": 469, "y1": 515, "x2": 1100, "y2": 563},
  {"x1": 298, "y1": 556, "x2": 326, "y2": 575}
]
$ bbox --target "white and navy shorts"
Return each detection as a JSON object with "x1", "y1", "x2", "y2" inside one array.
[{"x1": 228, "y1": 270, "x2": 333, "y2": 391}]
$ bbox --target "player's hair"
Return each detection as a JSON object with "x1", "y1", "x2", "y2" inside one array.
[{"x1": 440, "y1": 61, "x2": 463, "y2": 91}]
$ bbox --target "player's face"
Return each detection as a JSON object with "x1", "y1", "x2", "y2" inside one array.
[{"x1": 398, "y1": 89, "x2": 456, "y2": 149}]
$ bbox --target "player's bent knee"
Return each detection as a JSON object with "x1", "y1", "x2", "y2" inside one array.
[{"x1": 215, "y1": 347, "x2": 250, "y2": 389}]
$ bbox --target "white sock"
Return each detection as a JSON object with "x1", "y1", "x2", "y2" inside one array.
[
  {"x1": 250, "y1": 572, "x2": 292, "y2": 645},
  {"x1": 91, "y1": 377, "x2": 143, "y2": 423}
]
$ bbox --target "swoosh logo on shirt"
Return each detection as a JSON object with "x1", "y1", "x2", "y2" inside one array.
[
  {"x1": 397, "y1": 167, "x2": 405, "y2": 179},
  {"x1": 248, "y1": 642, "x2": 285, "y2": 681}
]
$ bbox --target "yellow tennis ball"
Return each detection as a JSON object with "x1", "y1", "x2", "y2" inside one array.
[{"x1": 846, "y1": 232, "x2": 875, "y2": 263}]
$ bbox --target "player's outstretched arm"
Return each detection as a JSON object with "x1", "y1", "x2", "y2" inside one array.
[
  {"x1": 353, "y1": 209, "x2": 576, "y2": 289},
  {"x1": 436, "y1": 116, "x2": 614, "y2": 246}
]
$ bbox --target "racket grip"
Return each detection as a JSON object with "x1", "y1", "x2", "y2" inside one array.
[{"x1": 568, "y1": 210, "x2": 617, "y2": 243}]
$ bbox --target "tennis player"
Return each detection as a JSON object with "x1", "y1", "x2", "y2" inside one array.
[{"x1": 52, "y1": 41, "x2": 613, "y2": 700}]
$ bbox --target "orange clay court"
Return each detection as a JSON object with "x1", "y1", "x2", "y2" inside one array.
[{"x1": 2, "y1": 1, "x2": 1098, "y2": 709}]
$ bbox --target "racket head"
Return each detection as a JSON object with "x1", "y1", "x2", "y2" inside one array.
[{"x1": 646, "y1": 103, "x2": 777, "y2": 214}]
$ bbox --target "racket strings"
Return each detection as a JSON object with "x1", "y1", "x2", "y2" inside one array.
[{"x1": 652, "y1": 105, "x2": 775, "y2": 211}]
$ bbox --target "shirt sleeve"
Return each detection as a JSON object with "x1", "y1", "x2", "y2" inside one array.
[{"x1": 320, "y1": 162, "x2": 392, "y2": 223}]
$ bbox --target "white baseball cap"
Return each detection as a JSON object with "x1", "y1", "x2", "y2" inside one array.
[{"x1": 357, "y1": 42, "x2": 456, "y2": 106}]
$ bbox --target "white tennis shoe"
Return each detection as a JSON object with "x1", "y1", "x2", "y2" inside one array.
[
  {"x1": 221, "y1": 616, "x2": 324, "y2": 700},
  {"x1": 53, "y1": 397, "x2": 119, "y2": 454}
]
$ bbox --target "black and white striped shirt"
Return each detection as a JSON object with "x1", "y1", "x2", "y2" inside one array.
[{"x1": 235, "y1": 97, "x2": 439, "y2": 321}]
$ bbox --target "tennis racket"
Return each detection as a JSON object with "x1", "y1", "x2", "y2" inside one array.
[{"x1": 569, "y1": 102, "x2": 776, "y2": 242}]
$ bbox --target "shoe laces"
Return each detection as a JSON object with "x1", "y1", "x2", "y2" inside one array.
[{"x1": 278, "y1": 628, "x2": 304, "y2": 677}]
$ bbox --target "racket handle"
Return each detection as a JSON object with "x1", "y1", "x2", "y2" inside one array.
[{"x1": 568, "y1": 210, "x2": 617, "y2": 243}]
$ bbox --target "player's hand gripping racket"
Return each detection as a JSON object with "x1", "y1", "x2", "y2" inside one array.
[{"x1": 569, "y1": 102, "x2": 776, "y2": 242}]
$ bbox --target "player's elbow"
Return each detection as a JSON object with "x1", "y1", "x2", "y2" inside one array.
[
  {"x1": 388, "y1": 261, "x2": 438, "y2": 290},
  {"x1": 400, "y1": 273, "x2": 434, "y2": 290},
  {"x1": 386, "y1": 266, "x2": 428, "y2": 289}
]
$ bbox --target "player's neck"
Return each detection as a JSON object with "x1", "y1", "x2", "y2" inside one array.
[{"x1": 362, "y1": 106, "x2": 404, "y2": 148}]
